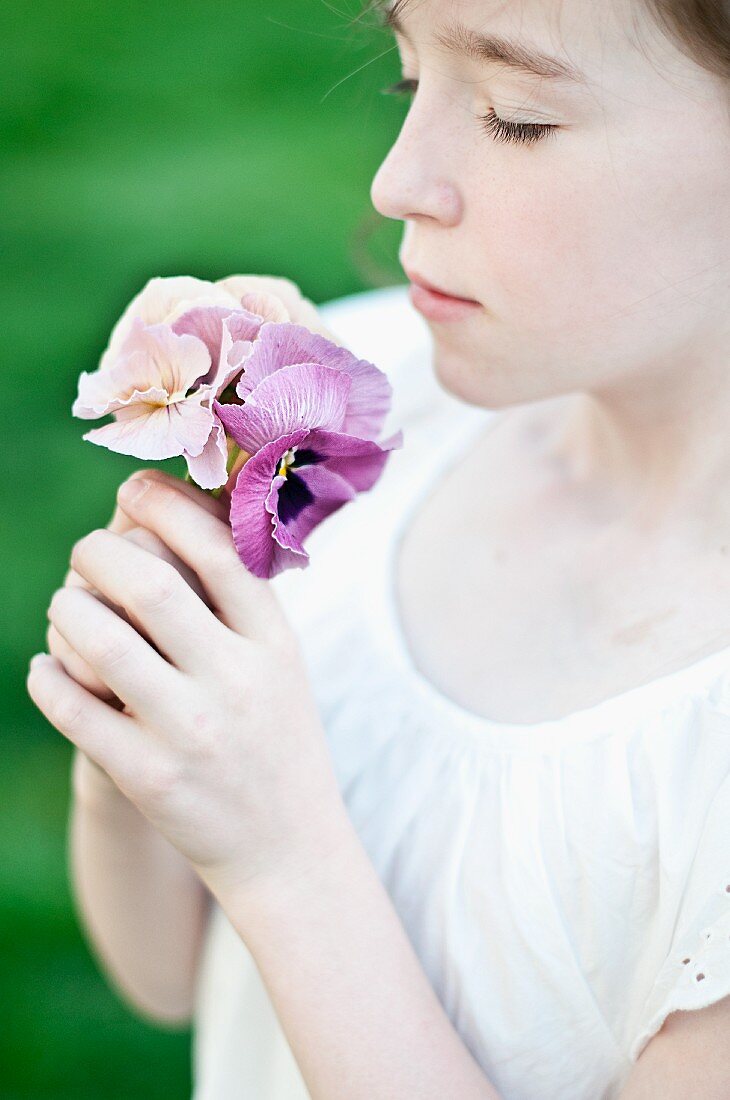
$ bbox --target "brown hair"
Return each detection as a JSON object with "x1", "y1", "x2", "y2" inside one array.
[
  {"x1": 347, "y1": 0, "x2": 730, "y2": 288},
  {"x1": 357, "y1": 0, "x2": 730, "y2": 77},
  {"x1": 642, "y1": 0, "x2": 730, "y2": 78}
]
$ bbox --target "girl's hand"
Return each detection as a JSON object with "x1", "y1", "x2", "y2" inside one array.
[
  {"x1": 46, "y1": 472, "x2": 229, "y2": 703},
  {"x1": 47, "y1": 474, "x2": 231, "y2": 800},
  {"x1": 28, "y1": 469, "x2": 349, "y2": 904}
]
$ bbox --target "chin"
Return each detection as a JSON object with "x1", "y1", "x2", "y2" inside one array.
[
  {"x1": 431, "y1": 338, "x2": 579, "y2": 412},
  {"x1": 429, "y1": 347, "x2": 525, "y2": 411}
]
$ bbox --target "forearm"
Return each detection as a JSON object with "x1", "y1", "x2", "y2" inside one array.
[
  {"x1": 221, "y1": 809, "x2": 501, "y2": 1100},
  {"x1": 68, "y1": 750, "x2": 210, "y2": 1024}
]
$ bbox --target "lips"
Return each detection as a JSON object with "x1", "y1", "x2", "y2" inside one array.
[{"x1": 403, "y1": 266, "x2": 478, "y2": 304}]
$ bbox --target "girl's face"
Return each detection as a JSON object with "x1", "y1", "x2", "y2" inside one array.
[{"x1": 370, "y1": 0, "x2": 730, "y2": 410}]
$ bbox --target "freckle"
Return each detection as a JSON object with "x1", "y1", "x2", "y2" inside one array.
[{"x1": 696, "y1": 973, "x2": 706, "y2": 981}]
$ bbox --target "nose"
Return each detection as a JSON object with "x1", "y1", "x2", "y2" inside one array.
[{"x1": 369, "y1": 98, "x2": 464, "y2": 225}]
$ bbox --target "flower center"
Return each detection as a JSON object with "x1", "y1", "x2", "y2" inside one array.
[{"x1": 277, "y1": 448, "x2": 297, "y2": 478}]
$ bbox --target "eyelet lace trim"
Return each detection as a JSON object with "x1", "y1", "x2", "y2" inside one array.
[
  {"x1": 670, "y1": 877, "x2": 730, "y2": 981},
  {"x1": 629, "y1": 874, "x2": 730, "y2": 1063}
]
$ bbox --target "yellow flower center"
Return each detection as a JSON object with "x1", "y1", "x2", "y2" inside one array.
[{"x1": 277, "y1": 448, "x2": 296, "y2": 478}]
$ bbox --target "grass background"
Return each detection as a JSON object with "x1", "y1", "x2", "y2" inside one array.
[{"x1": 1, "y1": 1, "x2": 406, "y2": 1093}]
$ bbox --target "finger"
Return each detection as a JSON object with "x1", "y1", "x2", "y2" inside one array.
[
  {"x1": 47, "y1": 622, "x2": 125, "y2": 705},
  {"x1": 65, "y1": 523, "x2": 214, "y2": 610},
  {"x1": 26, "y1": 654, "x2": 150, "y2": 795},
  {"x1": 122, "y1": 525, "x2": 215, "y2": 609},
  {"x1": 47, "y1": 585, "x2": 188, "y2": 723},
  {"x1": 59, "y1": 473, "x2": 216, "y2": 597},
  {"x1": 49, "y1": 469, "x2": 226, "y2": 701},
  {"x1": 116, "y1": 476, "x2": 288, "y2": 642},
  {"x1": 108, "y1": 468, "x2": 230, "y2": 534},
  {"x1": 69, "y1": 528, "x2": 231, "y2": 675},
  {"x1": 49, "y1": 525, "x2": 211, "y2": 702},
  {"x1": 49, "y1": 562, "x2": 132, "y2": 703}
]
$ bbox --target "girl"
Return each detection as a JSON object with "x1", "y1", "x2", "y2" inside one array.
[{"x1": 29, "y1": 0, "x2": 730, "y2": 1096}]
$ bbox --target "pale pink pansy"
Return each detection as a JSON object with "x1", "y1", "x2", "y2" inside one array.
[{"x1": 72, "y1": 276, "x2": 295, "y2": 489}]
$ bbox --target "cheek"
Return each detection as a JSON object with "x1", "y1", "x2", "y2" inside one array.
[
  {"x1": 473, "y1": 168, "x2": 644, "y2": 336},
  {"x1": 470, "y1": 127, "x2": 725, "y2": 341}
]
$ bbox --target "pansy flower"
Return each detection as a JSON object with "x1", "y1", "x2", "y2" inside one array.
[
  {"x1": 72, "y1": 277, "x2": 291, "y2": 488},
  {"x1": 72, "y1": 273, "x2": 404, "y2": 579},
  {"x1": 213, "y1": 322, "x2": 403, "y2": 579}
]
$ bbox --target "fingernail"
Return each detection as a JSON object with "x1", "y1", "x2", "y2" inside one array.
[
  {"x1": 119, "y1": 478, "x2": 150, "y2": 504},
  {"x1": 30, "y1": 652, "x2": 53, "y2": 669}
]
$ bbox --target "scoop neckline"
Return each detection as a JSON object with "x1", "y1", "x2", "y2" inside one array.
[{"x1": 363, "y1": 397, "x2": 730, "y2": 753}]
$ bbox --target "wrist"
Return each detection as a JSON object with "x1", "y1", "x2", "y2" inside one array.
[{"x1": 216, "y1": 801, "x2": 364, "y2": 936}]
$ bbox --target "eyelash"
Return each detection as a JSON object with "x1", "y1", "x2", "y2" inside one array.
[{"x1": 380, "y1": 78, "x2": 557, "y2": 147}]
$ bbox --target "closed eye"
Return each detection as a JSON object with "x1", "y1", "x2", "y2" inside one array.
[{"x1": 380, "y1": 78, "x2": 558, "y2": 147}]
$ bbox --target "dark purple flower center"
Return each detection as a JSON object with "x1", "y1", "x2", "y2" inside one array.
[{"x1": 276, "y1": 446, "x2": 323, "y2": 525}]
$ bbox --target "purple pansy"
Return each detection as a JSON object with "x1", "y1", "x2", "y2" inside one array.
[{"x1": 213, "y1": 323, "x2": 403, "y2": 579}]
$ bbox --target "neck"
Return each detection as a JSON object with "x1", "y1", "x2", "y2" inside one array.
[{"x1": 539, "y1": 339, "x2": 730, "y2": 544}]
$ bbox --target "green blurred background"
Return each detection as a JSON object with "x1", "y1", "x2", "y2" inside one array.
[{"x1": 1, "y1": 2, "x2": 405, "y2": 1094}]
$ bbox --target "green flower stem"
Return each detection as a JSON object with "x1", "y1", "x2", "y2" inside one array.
[{"x1": 226, "y1": 441, "x2": 243, "y2": 474}]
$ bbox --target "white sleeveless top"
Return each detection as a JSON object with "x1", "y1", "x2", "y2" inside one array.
[{"x1": 191, "y1": 285, "x2": 730, "y2": 1100}]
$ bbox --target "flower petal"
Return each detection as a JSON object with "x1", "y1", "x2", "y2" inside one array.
[
  {"x1": 304, "y1": 427, "x2": 404, "y2": 491},
  {"x1": 226, "y1": 425, "x2": 403, "y2": 579},
  {"x1": 170, "y1": 306, "x2": 234, "y2": 384},
  {"x1": 265, "y1": 430, "x2": 404, "y2": 567},
  {"x1": 171, "y1": 305, "x2": 262, "y2": 390},
  {"x1": 269, "y1": 459, "x2": 357, "y2": 553},
  {"x1": 111, "y1": 323, "x2": 212, "y2": 399},
  {"x1": 164, "y1": 287, "x2": 242, "y2": 327},
  {"x1": 184, "y1": 416, "x2": 230, "y2": 489},
  {"x1": 233, "y1": 322, "x2": 391, "y2": 439},
  {"x1": 98, "y1": 275, "x2": 228, "y2": 372},
  {"x1": 214, "y1": 362, "x2": 351, "y2": 454},
  {"x1": 216, "y1": 277, "x2": 341, "y2": 341},
  {"x1": 227, "y1": 429, "x2": 310, "y2": 578},
  {"x1": 73, "y1": 360, "x2": 169, "y2": 419},
  {"x1": 215, "y1": 277, "x2": 293, "y2": 323},
  {"x1": 223, "y1": 310, "x2": 263, "y2": 354},
  {"x1": 238, "y1": 291, "x2": 291, "y2": 324},
  {"x1": 214, "y1": 311, "x2": 262, "y2": 392},
  {"x1": 82, "y1": 390, "x2": 215, "y2": 460}
]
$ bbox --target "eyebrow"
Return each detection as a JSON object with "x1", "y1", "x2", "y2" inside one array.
[{"x1": 383, "y1": 6, "x2": 588, "y2": 85}]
